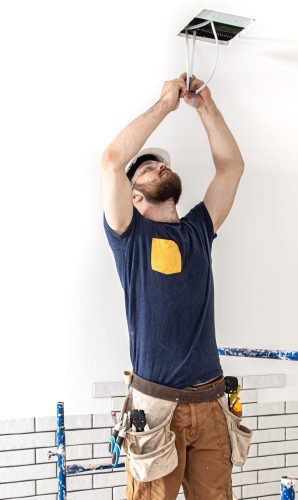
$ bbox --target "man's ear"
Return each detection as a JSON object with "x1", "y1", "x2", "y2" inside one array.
[{"x1": 132, "y1": 189, "x2": 143, "y2": 204}]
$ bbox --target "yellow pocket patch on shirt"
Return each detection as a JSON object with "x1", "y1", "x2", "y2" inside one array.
[{"x1": 151, "y1": 238, "x2": 182, "y2": 275}]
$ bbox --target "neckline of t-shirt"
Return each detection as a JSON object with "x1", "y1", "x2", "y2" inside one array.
[
  {"x1": 137, "y1": 208, "x2": 183, "y2": 225},
  {"x1": 145, "y1": 217, "x2": 182, "y2": 225}
]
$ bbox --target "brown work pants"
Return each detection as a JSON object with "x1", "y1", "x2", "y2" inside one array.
[{"x1": 125, "y1": 377, "x2": 233, "y2": 499}]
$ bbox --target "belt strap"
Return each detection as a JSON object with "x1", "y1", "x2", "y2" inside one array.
[{"x1": 130, "y1": 373, "x2": 226, "y2": 403}]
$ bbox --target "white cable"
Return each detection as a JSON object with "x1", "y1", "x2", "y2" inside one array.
[
  {"x1": 185, "y1": 20, "x2": 219, "y2": 95},
  {"x1": 185, "y1": 31, "x2": 190, "y2": 90},
  {"x1": 190, "y1": 31, "x2": 196, "y2": 86},
  {"x1": 185, "y1": 20, "x2": 210, "y2": 91},
  {"x1": 185, "y1": 30, "x2": 197, "y2": 91}
]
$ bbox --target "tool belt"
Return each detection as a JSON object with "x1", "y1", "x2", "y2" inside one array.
[
  {"x1": 127, "y1": 370, "x2": 226, "y2": 403},
  {"x1": 111, "y1": 371, "x2": 252, "y2": 483}
]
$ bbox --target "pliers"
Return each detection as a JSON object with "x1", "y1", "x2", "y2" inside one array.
[{"x1": 111, "y1": 413, "x2": 130, "y2": 467}]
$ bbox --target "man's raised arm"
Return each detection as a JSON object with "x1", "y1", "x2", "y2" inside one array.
[
  {"x1": 101, "y1": 75, "x2": 187, "y2": 235},
  {"x1": 183, "y1": 74, "x2": 245, "y2": 233}
]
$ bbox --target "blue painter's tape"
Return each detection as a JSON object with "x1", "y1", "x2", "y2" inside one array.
[
  {"x1": 67, "y1": 462, "x2": 125, "y2": 475},
  {"x1": 218, "y1": 347, "x2": 298, "y2": 361}
]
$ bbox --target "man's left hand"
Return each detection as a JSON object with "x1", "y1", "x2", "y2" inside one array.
[{"x1": 182, "y1": 73, "x2": 214, "y2": 110}]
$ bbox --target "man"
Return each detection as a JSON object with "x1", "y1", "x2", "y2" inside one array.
[{"x1": 101, "y1": 72, "x2": 244, "y2": 499}]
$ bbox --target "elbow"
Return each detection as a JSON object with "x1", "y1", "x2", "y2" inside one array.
[
  {"x1": 100, "y1": 149, "x2": 118, "y2": 170},
  {"x1": 238, "y1": 162, "x2": 245, "y2": 174},
  {"x1": 232, "y1": 160, "x2": 245, "y2": 175},
  {"x1": 100, "y1": 148, "x2": 127, "y2": 172}
]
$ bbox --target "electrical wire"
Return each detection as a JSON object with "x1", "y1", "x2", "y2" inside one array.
[{"x1": 185, "y1": 20, "x2": 219, "y2": 95}]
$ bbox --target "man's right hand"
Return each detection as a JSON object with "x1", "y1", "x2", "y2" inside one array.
[
  {"x1": 183, "y1": 74, "x2": 213, "y2": 110},
  {"x1": 159, "y1": 73, "x2": 187, "y2": 112}
]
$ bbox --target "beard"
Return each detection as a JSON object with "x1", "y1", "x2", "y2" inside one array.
[{"x1": 133, "y1": 171, "x2": 182, "y2": 205}]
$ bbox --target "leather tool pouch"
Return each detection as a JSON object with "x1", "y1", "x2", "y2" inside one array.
[
  {"x1": 217, "y1": 394, "x2": 253, "y2": 467},
  {"x1": 119, "y1": 385, "x2": 178, "y2": 482}
]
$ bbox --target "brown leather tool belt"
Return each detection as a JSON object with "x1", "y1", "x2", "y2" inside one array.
[{"x1": 130, "y1": 372, "x2": 226, "y2": 404}]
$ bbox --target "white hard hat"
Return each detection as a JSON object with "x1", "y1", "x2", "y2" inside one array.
[{"x1": 125, "y1": 147, "x2": 171, "y2": 181}]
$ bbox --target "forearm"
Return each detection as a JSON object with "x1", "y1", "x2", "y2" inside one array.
[
  {"x1": 102, "y1": 99, "x2": 170, "y2": 169},
  {"x1": 197, "y1": 100, "x2": 245, "y2": 172}
]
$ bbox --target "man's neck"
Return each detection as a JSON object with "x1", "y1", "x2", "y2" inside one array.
[{"x1": 141, "y1": 201, "x2": 180, "y2": 223}]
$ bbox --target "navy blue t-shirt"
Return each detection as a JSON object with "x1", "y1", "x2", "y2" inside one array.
[{"x1": 103, "y1": 201, "x2": 223, "y2": 389}]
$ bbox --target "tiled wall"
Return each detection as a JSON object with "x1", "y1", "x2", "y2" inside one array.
[{"x1": 0, "y1": 374, "x2": 297, "y2": 499}]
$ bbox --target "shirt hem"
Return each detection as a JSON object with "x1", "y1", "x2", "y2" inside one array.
[{"x1": 180, "y1": 368, "x2": 224, "y2": 389}]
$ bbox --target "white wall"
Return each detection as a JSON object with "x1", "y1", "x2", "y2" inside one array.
[{"x1": 0, "y1": 0, "x2": 297, "y2": 418}]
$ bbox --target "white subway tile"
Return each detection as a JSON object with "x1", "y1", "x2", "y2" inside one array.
[
  {"x1": 286, "y1": 453, "x2": 298, "y2": 466},
  {"x1": 259, "y1": 440, "x2": 298, "y2": 456},
  {"x1": 93, "y1": 413, "x2": 114, "y2": 427},
  {"x1": 66, "y1": 474, "x2": 93, "y2": 491},
  {"x1": 37, "y1": 474, "x2": 92, "y2": 494},
  {"x1": 92, "y1": 382, "x2": 127, "y2": 398},
  {"x1": 65, "y1": 428, "x2": 110, "y2": 445},
  {"x1": 93, "y1": 470, "x2": 127, "y2": 488},
  {"x1": 286, "y1": 401, "x2": 298, "y2": 413},
  {"x1": 248, "y1": 444, "x2": 258, "y2": 457},
  {"x1": 242, "y1": 454, "x2": 284, "y2": 471},
  {"x1": 232, "y1": 486, "x2": 242, "y2": 498},
  {"x1": 0, "y1": 463, "x2": 56, "y2": 483},
  {"x1": 0, "y1": 449, "x2": 35, "y2": 467},
  {"x1": 36, "y1": 414, "x2": 92, "y2": 432},
  {"x1": 0, "y1": 481, "x2": 35, "y2": 498},
  {"x1": 242, "y1": 480, "x2": 280, "y2": 497},
  {"x1": 68, "y1": 488, "x2": 112, "y2": 500},
  {"x1": 258, "y1": 465, "x2": 298, "y2": 483},
  {"x1": 240, "y1": 390, "x2": 258, "y2": 404},
  {"x1": 286, "y1": 428, "x2": 298, "y2": 439},
  {"x1": 0, "y1": 418, "x2": 34, "y2": 434},
  {"x1": 67, "y1": 444, "x2": 93, "y2": 461},
  {"x1": 0, "y1": 432, "x2": 55, "y2": 451},
  {"x1": 251, "y1": 428, "x2": 285, "y2": 443},
  {"x1": 258, "y1": 414, "x2": 298, "y2": 429},
  {"x1": 243, "y1": 402, "x2": 284, "y2": 417},
  {"x1": 242, "y1": 417, "x2": 258, "y2": 430},
  {"x1": 242, "y1": 374, "x2": 286, "y2": 390},
  {"x1": 232, "y1": 471, "x2": 257, "y2": 486},
  {"x1": 94, "y1": 442, "x2": 112, "y2": 458},
  {"x1": 113, "y1": 485, "x2": 126, "y2": 500}
]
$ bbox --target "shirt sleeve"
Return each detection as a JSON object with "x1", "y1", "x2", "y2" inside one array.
[
  {"x1": 103, "y1": 206, "x2": 141, "y2": 250},
  {"x1": 103, "y1": 207, "x2": 142, "y2": 287},
  {"x1": 183, "y1": 201, "x2": 217, "y2": 246}
]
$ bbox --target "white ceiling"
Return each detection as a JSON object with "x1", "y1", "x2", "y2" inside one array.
[{"x1": 1, "y1": 0, "x2": 297, "y2": 176}]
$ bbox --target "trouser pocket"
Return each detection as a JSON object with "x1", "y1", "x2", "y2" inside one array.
[
  {"x1": 122, "y1": 387, "x2": 178, "y2": 482},
  {"x1": 217, "y1": 395, "x2": 253, "y2": 467}
]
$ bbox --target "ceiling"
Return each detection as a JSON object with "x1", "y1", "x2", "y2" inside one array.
[
  {"x1": 97, "y1": 0, "x2": 298, "y2": 176},
  {"x1": 1, "y1": 0, "x2": 297, "y2": 176}
]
